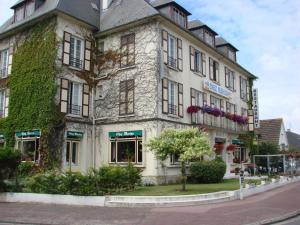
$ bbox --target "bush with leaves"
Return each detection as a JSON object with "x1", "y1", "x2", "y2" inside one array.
[{"x1": 190, "y1": 158, "x2": 226, "y2": 183}]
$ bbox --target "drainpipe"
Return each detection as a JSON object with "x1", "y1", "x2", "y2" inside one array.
[{"x1": 92, "y1": 87, "x2": 96, "y2": 169}]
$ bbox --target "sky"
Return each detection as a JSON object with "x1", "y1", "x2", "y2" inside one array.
[{"x1": 1, "y1": 0, "x2": 300, "y2": 133}]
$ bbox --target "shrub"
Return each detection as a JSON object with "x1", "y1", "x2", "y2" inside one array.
[
  {"x1": 18, "y1": 161, "x2": 35, "y2": 178},
  {"x1": 190, "y1": 158, "x2": 226, "y2": 183}
]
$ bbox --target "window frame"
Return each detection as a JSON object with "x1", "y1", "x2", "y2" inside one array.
[
  {"x1": 168, "y1": 80, "x2": 177, "y2": 115},
  {"x1": 120, "y1": 33, "x2": 135, "y2": 68},
  {"x1": 68, "y1": 81, "x2": 83, "y2": 116},
  {"x1": 240, "y1": 76, "x2": 248, "y2": 101},
  {"x1": 66, "y1": 140, "x2": 80, "y2": 166},
  {"x1": 119, "y1": 79, "x2": 135, "y2": 115},
  {"x1": 0, "y1": 49, "x2": 9, "y2": 78},
  {"x1": 225, "y1": 67, "x2": 235, "y2": 91},
  {"x1": 167, "y1": 34, "x2": 177, "y2": 69},
  {"x1": 209, "y1": 57, "x2": 219, "y2": 83},
  {"x1": 69, "y1": 35, "x2": 84, "y2": 70}
]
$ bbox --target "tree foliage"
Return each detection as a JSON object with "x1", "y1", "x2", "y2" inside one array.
[{"x1": 258, "y1": 142, "x2": 280, "y2": 155}]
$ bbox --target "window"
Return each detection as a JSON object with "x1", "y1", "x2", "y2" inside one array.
[
  {"x1": 240, "y1": 77, "x2": 248, "y2": 101},
  {"x1": 170, "y1": 153, "x2": 180, "y2": 165},
  {"x1": 66, "y1": 141, "x2": 79, "y2": 166},
  {"x1": 171, "y1": 7, "x2": 187, "y2": 28},
  {"x1": 25, "y1": 0, "x2": 35, "y2": 17},
  {"x1": 168, "y1": 35, "x2": 177, "y2": 68},
  {"x1": 210, "y1": 95, "x2": 221, "y2": 108},
  {"x1": 17, "y1": 138, "x2": 40, "y2": 163},
  {"x1": 15, "y1": 6, "x2": 25, "y2": 22},
  {"x1": 120, "y1": 34, "x2": 135, "y2": 67},
  {"x1": 97, "y1": 85, "x2": 104, "y2": 99},
  {"x1": 0, "y1": 49, "x2": 9, "y2": 78},
  {"x1": 228, "y1": 49, "x2": 236, "y2": 61},
  {"x1": 68, "y1": 82, "x2": 82, "y2": 116},
  {"x1": 191, "y1": 88, "x2": 206, "y2": 123},
  {"x1": 204, "y1": 30, "x2": 214, "y2": 46},
  {"x1": 70, "y1": 36, "x2": 84, "y2": 69},
  {"x1": 0, "y1": 91, "x2": 5, "y2": 118},
  {"x1": 225, "y1": 67, "x2": 235, "y2": 91},
  {"x1": 168, "y1": 81, "x2": 177, "y2": 115},
  {"x1": 110, "y1": 134, "x2": 143, "y2": 164},
  {"x1": 119, "y1": 79, "x2": 134, "y2": 115},
  {"x1": 162, "y1": 30, "x2": 182, "y2": 70},
  {"x1": 191, "y1": 47, "x2": 206, "y2": 75},
  {"x1": 226, "y1": 102, "x2": 237, "y2": 114},
  {"x1": 209, "y1": 58, "x2": 219, "y2": 82},
  {"x1": 162, "y1": 78, "x2": 183, "y2": 117}
]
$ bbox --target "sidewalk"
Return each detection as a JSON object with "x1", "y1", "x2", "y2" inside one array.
[{"x1": 0, "y1": 182, "x2": 300, "y2": 225}]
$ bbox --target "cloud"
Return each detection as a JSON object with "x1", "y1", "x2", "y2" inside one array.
[{"x1": 178, "y1": 0, "x2": 300, "y2": 133}]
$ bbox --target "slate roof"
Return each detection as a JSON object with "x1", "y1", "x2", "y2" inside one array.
[
  {"x1": 286, "y1": 131, "x2": 300, "y2": 150},
  {"x1": 255, "y1": 119, "x2": 283, "y2": 144},
  {"x1": 150, "y1": 0, "x2": 191, "y2": 15},
  {"x1": 216, "y1": 36, "x2": 238, "y2": 51},
  {"x1": 188, "y1": 20, "x2": 205, "y2": 30}
]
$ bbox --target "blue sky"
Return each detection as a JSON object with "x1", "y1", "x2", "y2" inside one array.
[{"x1": 1, "y1": 0, "x2": 300, "y2": 133}]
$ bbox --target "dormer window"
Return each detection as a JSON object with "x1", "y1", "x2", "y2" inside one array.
[
  {"x1": 171, "y1": 7, "x2": 187, "y2": 28},
  {"x1": 204, "y1": 30, "x2": 215, "y2": 47},
  {"x1": 13, "y1": 0, "x2": 36, "y2": 23},
  {"x1": 228, "y1": 49, "x2": 236, "y2": 61}
]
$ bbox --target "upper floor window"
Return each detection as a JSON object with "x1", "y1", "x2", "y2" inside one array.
[
  {"x1": 226, "y1": 102, "x2": 237, "y2": 114},
  {"x1": 209, "y1": 57, "x2": 219, "y2": 83},
  {"x1": 228, "y1": 49, "x2": 236, "y2": 61},
  {"x1": 204, "y1": 30, "x2": 215, "y2": 47},
  {"x1": 0, "y1": 49, "x2": 9, "y2": 78},
  {"x1": 171, "y1": 7, "x2": 187, "y2": 28},
  {"x1": 210, "y1": 95, "x2": 222, "y2": 108},
  {"x1": 119, "y1": 79, "x2": 134, "y2": 115},
  {"x1": 225, "y1": 67, "x2": 235, "y2": 91},
  {"x1": 162, "y1": 78, "x2": 183, "y2": 117},
  {"x1": 190, "y1": 46, "x2": 206, "y2": 75},
  {"x1": 68, "y1": 82, "x2": 82, "y2": 116},
  {"x1": 120, "y1": 34, "x2": 135, "y2": 68},
  {"x1": 70, "y1": 36, "x2": 84, "y2": 69},
  {"x1": 240, "y1": 77, "x2": 248, "y2": 101},
  {"x1": 162, "y1": 30, "x2": 183, "y2": 71}
]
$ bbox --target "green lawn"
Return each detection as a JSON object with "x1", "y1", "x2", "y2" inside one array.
[{"x1": 121, "y1": 179, "x2": 239, "y2": 196}]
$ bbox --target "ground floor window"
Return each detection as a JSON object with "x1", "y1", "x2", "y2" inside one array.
[
  {"x1": 170, "y1": 153, "x2": 180, "y2": 165},
  {"x1": 233, "y1": 147, "x2": 247, "y2": 163},
  {"x1": 17, "y1": 138, "x2": 40, "y2": 162},
  {"x1": 109, "y1": 130, "x2": 143, "y2": 164},
  {"x1": 66, "y1": 140, "x2": 79, "y2": 166}
]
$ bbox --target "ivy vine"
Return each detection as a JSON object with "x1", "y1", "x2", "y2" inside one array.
[{"x1": 0, "y1": 19, "x2": 64, "y2": 168}]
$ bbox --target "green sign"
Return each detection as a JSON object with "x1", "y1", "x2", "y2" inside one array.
[
  {"x1": 109, "y1": 130, "x2": 143, "y2": 138},
  {"x1": 16, "y1": 130, "x2": 41, "y2": 138},
  {"x1": 232, "y1": 139, "x2": 244, "y2": 145},
  {"x1": 67, "y1": 131, "x2": 84, "y2": 139}
]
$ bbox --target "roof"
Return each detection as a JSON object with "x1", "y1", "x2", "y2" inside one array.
[
  {"x1": 11, "y1": 0, "x2": 25, "y2": 9},
  {"x1": 150, "y1": 0, "x2": 191, "y2": 15},
  {"x1": 0, "y1": 0, "x2": 100, "y2": 37},
  {"x1": 255, "y1": 119, "x2": 284, "y2": 145},
  {"x1": 286, "y1": 131, "x2": 300, "y2": 150},
  {"x1": 188, "y1": 19, "x2": 218, "y2": 35},
  {"x1": 100, "y1": 0, "x2": 159, "y2": 32},
  {"x1": 216, "y1": 36, "x2": 238, "y2": 51}
]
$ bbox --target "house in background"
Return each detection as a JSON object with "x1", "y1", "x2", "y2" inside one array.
[
  {"x1": 286, "y1": 129, "x2": 300, "y2": 151},
  {"x1": 255, "y1": 118, "x2": 288, "y2": 151}
]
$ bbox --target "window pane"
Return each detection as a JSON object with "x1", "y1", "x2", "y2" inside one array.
[
  {"x1": 72, "y1": 142, "x2": 77, "y2": 164},
  {"x1": 66, "y1": 142, "x2": 70, "y2": 163},
  {"x1": 117, "y1": 141, "x2": 136, "y2": 163},
  {"x1": 111, "y1": 142, "x2": 116, "y2": 162},
  {"x1": 138, "y1": 141, "x2": 143, "y2": 163}
]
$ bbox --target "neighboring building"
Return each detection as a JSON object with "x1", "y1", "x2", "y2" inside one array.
[
  {"x1": 0, "y1": 0, "x2": 257, "y2": 183},
  {"x1": 286, "y1": 129, "x2": 300, "y2": 151},
  {"x1": 255, "y1": 119, "x2": 288, "y2": 151}
]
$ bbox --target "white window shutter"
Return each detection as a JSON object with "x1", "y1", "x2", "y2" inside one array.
[
  {"x1": 62, "y1": 31, "x2": 71, "y2": 65},
  {"x1": 82, "y1": 84, "x2": 90, "y2": 117},
  {"x1": 190, "y1": 46, "x2": 195, "y2": 71},
  {"x1": 84, "y1": 40, "x2": 92, "y2": 71},
  {"x1": 7, "y1": 42, "x2": 14, "y2": 76},
  {"x1": 4, "y1": 89, "x2": 9, "y2": 117},
  {"x1": 60, "y1": 79, "x2": 69, "y2": 113},
  {"x1": 178, "y1": 83, "x2": 183, "y2": 117},
  {"x1": 162, "y1": 78, "x2": 169, "y2": 114},
  {"x1": 177, "y1": 39, "x2": 183, "y2": 71}
]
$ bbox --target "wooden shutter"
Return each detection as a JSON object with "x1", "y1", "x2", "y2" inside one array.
[
  {"x1": 162, "y1": 30, "x2": 168, "y2": 65},
  {"x1": 191, "y1": 89, "x2": 196, "y2": 123},
  {"x1": 60, "y1": 79, "x2": 69, "y2": 113},
  {"x1": 178, "y1": 83, "x2": 183, "y2": 117},
  {"x1": 84, "y1": 40, "x2": 92, "y2": 71},
  {"x1": 177, "y1": 39, "x2": 183, "y2": 71},
  {"x1": 201, "y1": 52, "x2": 206, "y2": 76},
  {"x1": 209, "y1": 58, "x2": 213, "y2": 80},
  {"x1": 62, "y1": 31, "x2": 71, "y2": 65},
  {"x1": 82, "y1": 84, "x2": 90, "y2": 117},
  {"x1": 225, "y1": 67, "x2": 229, "y2": 88},
  {"x1": 162, "y1": 78, "x2": 169, "y2": 114},
  {"x1": 246, "y1": 79, "x2": 250, "y2": 101},
  {"x1": 7, "y1": 42, "x2": 14, "y2": 76},
  {"x1": 4, "y1": 89, "x2": 9, "y2": 118},
  {"x1": 190, "y1": 46, "x2": 195, "y2": 71}
]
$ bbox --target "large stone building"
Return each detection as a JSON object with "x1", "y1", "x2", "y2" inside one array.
[{"x1": 0, "y1": 0, "x2": 257, "y2": 182}]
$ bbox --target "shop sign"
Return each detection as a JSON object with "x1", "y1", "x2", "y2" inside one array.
[
  {"x1": 109, "y1": 130, "x2": 143, "y2": 138},
  {"x1": 203, "y1": 79, "x2": 232, "y2": 98},
  {"x1": 252, "y1": 88, "x2": 260, "y2": 128},
  {"x1": 232, "y1": 139, "x2": 244, "y2": 145},
  {"x1": 67, "y1": 131, "x2": 84, "y2": 139},
  {"x1": 16, "y1": 130, "x2": 41, "y2": 138}
]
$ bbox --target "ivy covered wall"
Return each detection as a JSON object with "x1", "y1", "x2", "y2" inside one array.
[{"x1": 0, "y1": 19, "x2": 64, "y2": 168}]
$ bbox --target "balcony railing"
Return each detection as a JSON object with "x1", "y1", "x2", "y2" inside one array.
[
  {"x1": 70, "y1": 56, "x2": 83, "y2": 69},
  {"x1": 0, "y1": 67, "x2": 8, "y2": 78},
  {"x1": 194, "y1": 113, "x2": 248, "y2": 132},
  {"x1": 168, "y1": 57, "x2": 177, "y2": 69},
  {"x1": 168, "y1": 104, "x2": 177, "y2": 116},
  {"x1": 68, "y1": 104, "x2": 82, "y2": 116}
]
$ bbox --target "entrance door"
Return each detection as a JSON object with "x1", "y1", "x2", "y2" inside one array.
[{"x1": 66, "y1": 141, "x2": 80, "y2": 168}]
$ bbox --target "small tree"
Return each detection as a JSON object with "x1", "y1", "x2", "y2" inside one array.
[{"x1": 147, "y1": 128, "x2": 213, "y2": 191}]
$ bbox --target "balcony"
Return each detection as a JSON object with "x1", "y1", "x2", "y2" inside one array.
[
  {"x1": 193, "y1": 112, "x2": 248, "y2": 133},
  {"x1": 168, "y1": 104, "x2": 177, "y2": 116},
  {"x1": 68, "y1": 104, "x2": 82, "y2": 116},
  {"x1": 168, "y1": 57, "x2": 177, "y2": 69},
  {"x1": 70, "y1": 56, "x2": 83, "y2": 70},
  {"x1": 0, "y1": 67, "x2": 8, "y2": 78}
]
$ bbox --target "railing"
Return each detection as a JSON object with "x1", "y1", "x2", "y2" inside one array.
[
  {"x1": 194, "y1": 113, "x2": 248, "y2": 132},
  {"x1": 68, "y1": 104, "x2": 82, "y2": 116},
  {"x1": 70, "y1": 56, "x2": 83, "y2": 69},
  {"x1": 0, "y1": 67, "x2": 8, "y2": 78},
  {"x1": 168, "y1": 57, "x2": 177, "y2": 68},
  {"x1": 168, "y1": 104, "x2": 177, "y2": 116}
]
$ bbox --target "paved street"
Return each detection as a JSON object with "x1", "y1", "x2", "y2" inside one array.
[{"x1": 0, "y1": 182, "x2": 300, "y2": 225}]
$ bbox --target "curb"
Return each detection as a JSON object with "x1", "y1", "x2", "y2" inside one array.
[{"x1": 245, "y1": 209, "x2": 300, "y2": 225}]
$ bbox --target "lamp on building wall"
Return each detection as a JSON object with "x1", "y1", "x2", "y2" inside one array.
[{"x1": 248, "y1": 109, "x2": 254, "y2": 131}]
